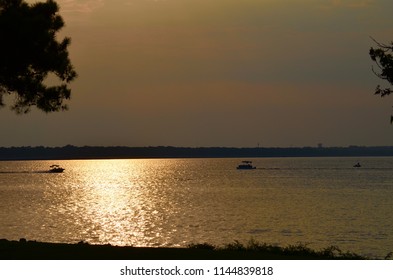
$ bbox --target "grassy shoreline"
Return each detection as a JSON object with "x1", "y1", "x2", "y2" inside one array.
[{"x1": 2, "y1": 239, "x2": 388, "y2": 260}]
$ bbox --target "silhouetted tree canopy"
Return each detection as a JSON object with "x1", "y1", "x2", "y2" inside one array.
[
  {"x1": 0, "y1": 0, "x2": 77, "y2": 113},
  {"x1": 369, "y1": 38, "x2": 393, "y2": 122}
]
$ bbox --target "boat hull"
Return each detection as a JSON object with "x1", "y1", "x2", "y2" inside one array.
[
  {"x1": 49, "y1": 168, "x2": 65, "y2": 173},
  {"x1": 237, "y1": 166, "x2": 256, "y2": 170}
]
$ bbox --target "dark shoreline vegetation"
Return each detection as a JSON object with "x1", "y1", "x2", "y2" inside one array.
[
  {"x1": 1, "y1": 145, "x2": 393, "y2": 161},
  {"x1": 1, "y1": 239, "x2": 392, "y2": 260}
]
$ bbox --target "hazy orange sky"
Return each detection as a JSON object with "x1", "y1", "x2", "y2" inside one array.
[{"x1": 1, "y1": 0, "x2": 393, "y2": 147}]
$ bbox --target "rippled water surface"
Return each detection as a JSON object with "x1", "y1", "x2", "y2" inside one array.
[{"x1": 1, "y1": 157, "x2": 393, "y2": 257}]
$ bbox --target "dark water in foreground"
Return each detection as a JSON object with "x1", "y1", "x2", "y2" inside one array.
[{"x1": 0, "y1": 157, "x2": 392, "y2": 258}]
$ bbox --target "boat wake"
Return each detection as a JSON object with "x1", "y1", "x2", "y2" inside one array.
[{"x1": 0, "y1": 171, "x2": 62, "y2": 174}]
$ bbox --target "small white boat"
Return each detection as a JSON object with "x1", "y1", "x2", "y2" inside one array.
[
  {"x1": 49, "y1": 165, "x2": 65, "y2": 173},
  {"x1": 237, "y1": 161, "x2": 256, "y2": 170}
]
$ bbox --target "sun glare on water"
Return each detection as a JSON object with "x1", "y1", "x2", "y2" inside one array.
[
  {"x1": 60, "y1": 159, "x2": 185, "y2": 247},
  {"x1": 61, "y1": 160, "x2": 155, "y2": 246}
]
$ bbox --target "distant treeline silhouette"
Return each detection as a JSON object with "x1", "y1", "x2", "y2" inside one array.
[{"x1": 1, "y1": 145, "x2": 393, "y2": 160}]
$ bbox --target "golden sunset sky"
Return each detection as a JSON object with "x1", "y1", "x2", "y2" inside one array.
[{"x1": 1, "y1": 0, "x2": 393, "y2": 147}]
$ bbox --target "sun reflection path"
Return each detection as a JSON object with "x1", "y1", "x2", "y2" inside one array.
[
  {"x1": 68, "y1": 160, "x2": 144, "y2": 245},
  {"x1": 71, "y1": 159, "x2": 162, "y2": 246}
]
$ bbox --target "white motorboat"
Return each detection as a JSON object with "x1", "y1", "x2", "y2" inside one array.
[
  {"x1": 49, "y1": 165, "x2": 65, "y2": 173},
  {"x1": 237, "y1": 161, "x2": 256, "y2": 170}
]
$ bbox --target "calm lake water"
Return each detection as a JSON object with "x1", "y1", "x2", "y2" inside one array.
[{"x1": 1, "y1": 157, "x2": 392, "y2": 258}]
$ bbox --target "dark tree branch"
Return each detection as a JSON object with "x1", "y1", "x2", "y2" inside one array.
[{"x1": 0, "y1": 0, "x2": 77, "y2": 114}]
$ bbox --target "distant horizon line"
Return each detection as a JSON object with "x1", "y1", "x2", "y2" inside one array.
[
  {"x1": 2, "y1": 144, "x2": 393, "y2": 149},
  {"x1": 2, "y1": 145, "x2": 393, "y2": 160}
]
